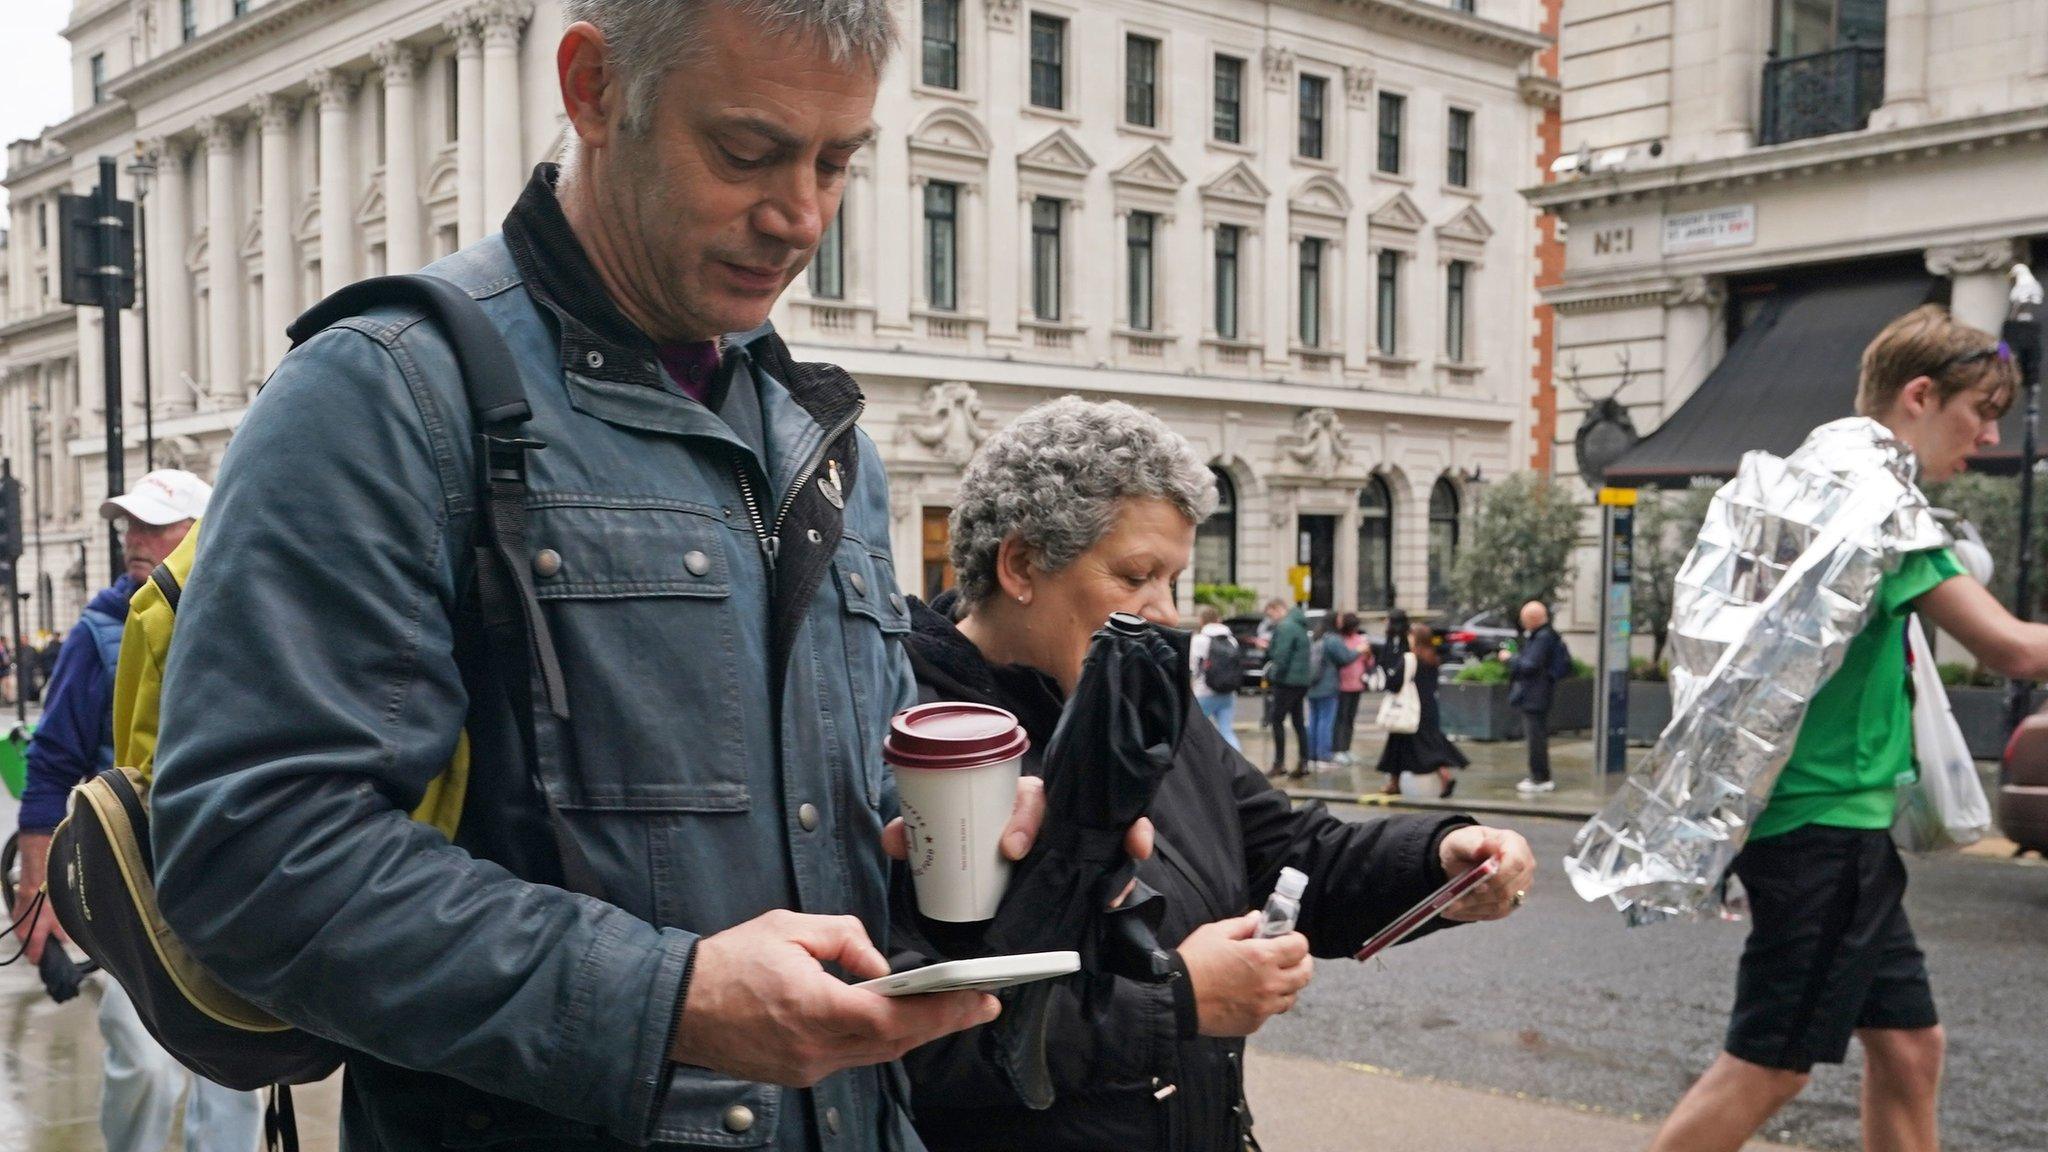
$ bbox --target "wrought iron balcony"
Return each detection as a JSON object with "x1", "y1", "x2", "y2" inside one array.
[{"x1": 1759, "y1": 44, "x2": 1886, "y2": 146}]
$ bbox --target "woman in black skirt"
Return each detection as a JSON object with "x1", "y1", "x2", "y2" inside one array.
[{"x1": 1377, "y1": 622, "x2": 1468, "y2": 798}]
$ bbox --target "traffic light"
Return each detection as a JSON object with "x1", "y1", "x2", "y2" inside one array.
[
  {"x1": 57, "y1": 191, "x2": 136, "y2": 309},
  {"x1": 0, "y1": 472, "x2": 21, "y2": 563}
]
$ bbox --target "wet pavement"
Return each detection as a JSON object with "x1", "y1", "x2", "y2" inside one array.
[{"x1": 1254, "y1": 808, "x2": 2048, "y2": 1152}]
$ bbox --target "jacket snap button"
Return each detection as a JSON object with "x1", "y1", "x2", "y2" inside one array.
[
  {"x1": 798, "y1": 803, "x2": 820, "y2": 831},
  {"x1": 585, "y1": 350, "x2": 604, "y2": 369},
  {"x1": 723, "y1": 1105, "x2": 755, "y2": 1133},
  {"x1": 464, "y1": 1112, "x2": 491, "y2": 1131},
  {"x1": 532, "y1": 549, "x2": 562, "y2": 579},
  {"x1": 684, "y1": 550, "x2": 711, "y2": 577},
  {"x1": 848, "y1": 572, "x2": 868, "y2": 597},
  {"x1": 825, "y1": 1106, "x2": 841, "y2": 1135},
  {"x1": 806, "y1": 528, "x2": 823, "y2": 544}
]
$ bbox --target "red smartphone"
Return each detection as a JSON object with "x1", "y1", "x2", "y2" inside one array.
[{"x1": 1352, "y1": 856, "x2": 1500, "y2": 962}]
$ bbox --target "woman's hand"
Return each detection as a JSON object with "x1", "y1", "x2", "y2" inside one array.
[
  {"x1": 1437, "y1": 824, "x2": 1535, "y2": 921},
  {"x1": 883, "y1": 775, "x2": 1154, "y2": 863},
  {"x1": 1179, "y1": 912, "x2": 1314, "y2": 1037}
]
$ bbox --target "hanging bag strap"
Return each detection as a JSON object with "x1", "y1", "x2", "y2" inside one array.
[{"x1": 286, "y1": 274, "x2": 603, "y2": 899}]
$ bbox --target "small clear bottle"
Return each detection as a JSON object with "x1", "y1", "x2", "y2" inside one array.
[{"x1": 1257, "y1": 867, "x2": 1309, "y2": 938}]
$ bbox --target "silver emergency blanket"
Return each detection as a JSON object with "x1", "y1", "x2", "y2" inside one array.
[{"x1": 1565, "y1": 418, "x2": 1949, "y2": 924}]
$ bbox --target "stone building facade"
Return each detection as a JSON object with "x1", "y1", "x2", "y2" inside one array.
[
  {"x1": 1530, "y1": 0, "x2": 2048, "y2": 636},
  {"x1": 2, "y1": 0, "x2": 1554, "y2": 631}
]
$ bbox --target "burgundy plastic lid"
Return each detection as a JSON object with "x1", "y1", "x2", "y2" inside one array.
[{"x1": 884, "y1": 702, "x2": 1030, "y2": 771}]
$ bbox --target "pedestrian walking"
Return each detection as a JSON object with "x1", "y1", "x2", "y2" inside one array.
[
  {"x1": 1329, "y1": 613, "x2": 1375, "y2": 765},
  {"x1": 142, "y1": 6, "x2": 1043, "y2": 1147},
  {"x1": 1190, "y1": 605, "x2": 1245, "y2": 750},
  {"x1": 1504, "y1": 601, "x2": 1570, "y2": 795},
  {"x1": 1647, "y1": 304, "x2": 2048, "y2": 1152},
  {"x1": 1305, "y1": 616, "x2": 1361, "y2": 770},
  {"x1": 1375, "y1": 623, "x2": 1467, "y2": 798},
  {"x1": 6, "y1": 470, "x2": 262, "y2": 1152},
  {"x1": 1265, "y1": 602, "x2": 1315, "y2": 777},
  {"x1": 896, "y1": 398, "x2": 1537, "y2": 1152}
]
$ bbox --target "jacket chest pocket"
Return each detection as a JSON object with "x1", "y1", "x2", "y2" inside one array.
[
  {"x1": 527, "y1": 500, "x2": 753, "y2": 812},
  {"x1": 831, "y1": 540, "x2": 911, "y2": 808}
]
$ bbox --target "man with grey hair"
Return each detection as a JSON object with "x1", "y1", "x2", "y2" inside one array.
[{"x1": 151, "y1": 4, "x2": 1003, "y2": 1149}]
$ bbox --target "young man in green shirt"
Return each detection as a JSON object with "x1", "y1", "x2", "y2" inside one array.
[{"x1": 1654, "y1": 304, "x2": 2048, "y2": 1152}]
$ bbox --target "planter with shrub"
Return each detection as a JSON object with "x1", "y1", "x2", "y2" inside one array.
[{"x1": 1440, "y1": 658, "x2": 1594, "y2": 742}]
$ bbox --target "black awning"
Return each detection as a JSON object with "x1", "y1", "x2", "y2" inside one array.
[{"x1": 1605, "y1": 268, "x2": 1949, "y2": 488}]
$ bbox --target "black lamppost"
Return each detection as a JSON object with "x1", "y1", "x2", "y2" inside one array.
[
  {"x1": 26, "y1": 398, "x2": 47, "y2": 635},
  {"x1": 126, "y1": 146, "x2": 157, "y2": 471}
]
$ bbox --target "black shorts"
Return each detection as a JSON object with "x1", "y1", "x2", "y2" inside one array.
[{"x1": 1724, "y1": 825, "x2": 1938, "y2": 1073}]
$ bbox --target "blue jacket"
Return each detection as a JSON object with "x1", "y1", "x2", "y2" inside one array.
[
  {"x1": 151, "y1": 167, "x2": 920, "y2": 1151},
  {"x1": 1507, "y1": 624, "x2": 1570, "y2": 714},
  {"x1": 1306, "y1": 633, "x2": 1361, "y2": 700},
  {"x1": 17, "y1": 575, "x2": 136, "y2": 831}
]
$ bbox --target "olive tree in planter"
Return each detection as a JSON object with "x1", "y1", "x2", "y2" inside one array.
[
  {"x1": 1438, "y1": 474, "x2": 1584, "y2": 740},
  {"x1": 1625, "y1": 484, "x2": 1714, "y2": 744}
]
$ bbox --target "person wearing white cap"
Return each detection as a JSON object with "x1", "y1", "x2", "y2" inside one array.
[{"x1": 10, "y1": 468, "x2": 259, "y2": 1152}]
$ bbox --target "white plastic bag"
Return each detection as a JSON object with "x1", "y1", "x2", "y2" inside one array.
[
  {"x1": 1893, "y1": 617, "x2": 1992, "y2": 853},
  {"x1": 1375, "y1": 653, "x2": 1421, "y2": 735}
]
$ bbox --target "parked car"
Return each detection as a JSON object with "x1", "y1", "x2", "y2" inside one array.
[
  {"x1": 1999, "y1": 703, "x2": 2048, "y2": 855},
  {"x1": 1433, "y1": 609, "x2": 1518, "y2": 665}
]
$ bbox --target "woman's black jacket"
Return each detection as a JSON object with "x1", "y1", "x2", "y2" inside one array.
[{"x1": 898, "y1": 596, "x2": 1474, "y2": 1152}]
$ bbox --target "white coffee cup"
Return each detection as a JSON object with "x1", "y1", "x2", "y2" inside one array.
[{"x1": 884, "y1": 702, "x2": 1031, "y2": 922}]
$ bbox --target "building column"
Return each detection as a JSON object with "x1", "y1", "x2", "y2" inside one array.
[
  {"x1": 983, "y1": 5, "x2": 1021, "y2": 344},
  {"x1": 200, "y1": 116, "x2": 242, "y2": 399},
  {"x1": 1261, "y1": 46, "x2": 1294, "y2": 369},
  {"x1": 480, "y1": 1, "x2": 531, "y2": 229},
  {"x1": 148, "y1": 142, "x2": 193, "y2": 410},
  {"x1": 311, "y1": 68, "x2": 356, "y2": 294},
  {"x1": 1869, "y1": 0, "x2": 1929, "y2": 130},
  {"x1": 1661, "y1": 276, "x2": 1724, "y2": 418},
  {"x1": 1343, "y1": 66, "x2": 1374, "y2": 373},
  {"x1": 1714, "y1": 0, "x2": 1760, "y2": 150},
  {"x1": 374, "y1": 42, "x2": 424, "y2": 273},
  {"x1": 252, "y1": 94, "x2": 296, "y2": 372},
  {"x1": 1926, "y1": 241, "x2": 2023, "y2": 333},
  {"x1": 2036, "y1": 1, "x2": 2048, "y2": 81},
  {"x1": 446, "y1": 10, "x2": 486, "y2": 245}
]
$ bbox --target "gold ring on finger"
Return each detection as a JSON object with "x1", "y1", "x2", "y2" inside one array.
[{"x1": 1511, "y1": 890, "x2": 1526, "y2": 908}]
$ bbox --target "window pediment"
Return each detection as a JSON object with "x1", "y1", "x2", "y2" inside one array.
[
  {"x1": 1436, "y1": 204, "x2": 1493, "y2": 245},
  {"x1": 1200, "y1": 160, "x2": 1270, "y2": 207},
  {"x1": 910, "y1": 107, "x2": 992, "y2": 161},
  {"x1": 1018, "y1": 128, "x2": 1094, "y2": 178},
  {"x1": 1289, "y1": 174, "x2": 1351, "y2": 221},
  {"x1": 1369, "y1": 190, "x2": 1427, "y2": 232},
  {"x1": 1112, "y1": 144, "x2": 1185, "y2": 193}
]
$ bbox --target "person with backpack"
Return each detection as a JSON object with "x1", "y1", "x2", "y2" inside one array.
[
  {"x1": 6, "y1": 470, "x2": 261, "y2": 1152},
  {"x1": 1304, "y1": 616, "x2": 1362, "y2": 772},
  {"x1": 1264, "y1": 603, "x2": 1316, "y2": 778},
  {"x1": 141, "y1": 6, "x2": 1080, "y2": 1150},
  {"x1": 1190, "y1": 605, "x2": 1245, "y2": 749},
  {"x1": 1329, "y1": 613, "x2": 1375, "y2": 766},
  {"x1": 1503, "y1": 600, "x2": 1573, "y2": 795}
]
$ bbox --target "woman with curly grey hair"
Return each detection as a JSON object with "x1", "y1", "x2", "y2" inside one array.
[{"x1": 898, "y1": 396, "x2": 1536, "y2": 1152}]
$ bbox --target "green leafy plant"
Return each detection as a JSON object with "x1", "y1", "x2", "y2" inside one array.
[
  {"x1": 1923, "y1": 473, "x2": 2048, "y2": 613},
  {"x1": 1631, "y1": 483, "x2": 1717, "y2": 668},
  {"x1": 1447, "y1": 473, "x2": 1581, "y2": 620},
  {"x1": 1936, "y1": 661, "x2": 2000, "y2": 689},
  {"x1": 1629, "y1": 656, "x2": 1671, "y2": 682},
  {"x1": 1192, "y1": 583, "x2": 1260, "y2": 618},
  {"x1": 1453, "y1": 659, "x2": 1509, "y2": 684},
  {"x1": 1569, "y1": 658, "x2": 1594, "y2": 680}
]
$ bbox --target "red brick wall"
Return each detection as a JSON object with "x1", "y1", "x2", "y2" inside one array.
[{"x1": 1530, "y1": 0, "x2": 1564, "y2": 475}]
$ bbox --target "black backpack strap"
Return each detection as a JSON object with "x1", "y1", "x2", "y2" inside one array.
[{"x1": 287, "y1": 274, "x2": 602, "y2": 900}]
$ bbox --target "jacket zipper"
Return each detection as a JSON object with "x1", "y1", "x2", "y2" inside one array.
[{"x1": 730, "y1": 400, "x2": 866, "y2": 577}]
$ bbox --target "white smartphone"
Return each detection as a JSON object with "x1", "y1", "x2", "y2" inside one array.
[{"x1": 854, "y1": 951, "x2": 1081, "y2": 997}]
